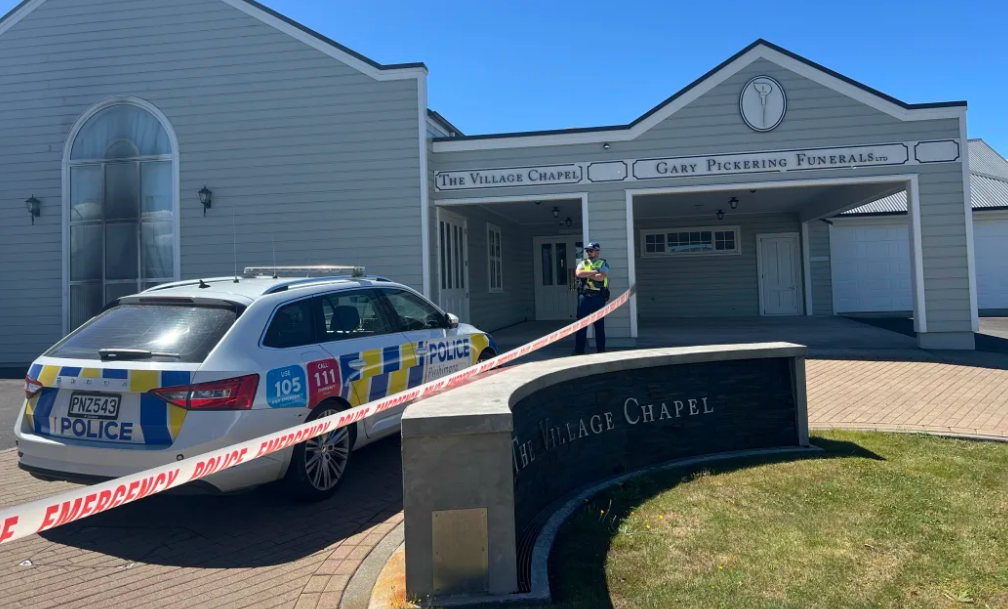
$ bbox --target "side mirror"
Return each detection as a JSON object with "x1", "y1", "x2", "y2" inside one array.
[{"x1": 446, "y1": 313, "x2": 460, "y2": 329}]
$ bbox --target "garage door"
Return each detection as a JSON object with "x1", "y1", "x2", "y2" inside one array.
[
  {"x1": 975, "y1": 216, "x2": 1008, "y2": 310},
  {"x1": 830, "y1": 219, "x2": 912, "y2": 313}
]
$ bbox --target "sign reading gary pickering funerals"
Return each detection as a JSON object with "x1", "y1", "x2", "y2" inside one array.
[{"x1": 432, "y1": 141, "x2": 931, "y2": 190}]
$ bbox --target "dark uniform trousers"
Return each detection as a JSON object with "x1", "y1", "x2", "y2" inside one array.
[{"x1": 574, "y1": 292, "x2": 606, "y2": 354}]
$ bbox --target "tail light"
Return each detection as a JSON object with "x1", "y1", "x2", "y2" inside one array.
[
  {"x1": 152, "y1": 374, "x2": 259, "y2": 410},
  {"x1": 24, "y1": 376, "x2": 42, "y2": 400}
]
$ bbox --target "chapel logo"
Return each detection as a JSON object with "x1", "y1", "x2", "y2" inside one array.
[{"x1": 740, "y1": 76, "x2": 787, "y2": 132}]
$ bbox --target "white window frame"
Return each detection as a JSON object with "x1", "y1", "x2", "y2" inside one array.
[
  {"x1": 639, "y1": 225, "x2": 742, "y2": 258},
  {"x1": 487, "y1": 223, "x2": 504, "y2": 293}
]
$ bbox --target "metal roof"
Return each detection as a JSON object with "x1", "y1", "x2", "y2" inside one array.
[{"x1": 843, "y1": 139, "x2": 1008, "y2": 215}]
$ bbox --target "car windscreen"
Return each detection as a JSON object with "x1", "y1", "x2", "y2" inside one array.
[{"x1": 45, "y1": 303, "x2": 239, "y2": 363}]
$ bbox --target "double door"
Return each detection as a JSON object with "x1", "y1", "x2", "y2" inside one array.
[{"x1": 533, "y1": 237, "x2": 583, "y2": 320}]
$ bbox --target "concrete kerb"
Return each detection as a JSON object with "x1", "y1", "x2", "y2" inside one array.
[
  {"x1": 343, "y1": 523, "x2": 406, "y2": 609},
  {"x1": 811, "y1": 423, "x2": 1008, "y2": 444}
]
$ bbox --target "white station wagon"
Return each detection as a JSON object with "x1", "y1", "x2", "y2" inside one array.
[{"x1": 16, "y1": 266, "x2": 498, "y2": 500}]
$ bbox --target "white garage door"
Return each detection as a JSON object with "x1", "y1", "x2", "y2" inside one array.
[
  {"x1": 830, "y1": 219, "x2": 913, "y2": 313},
  {"x1": 975, "y1": 216, "x2": 1008, "y2": 310}
]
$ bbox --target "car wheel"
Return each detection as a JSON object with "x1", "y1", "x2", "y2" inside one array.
[
  {"x1": 477, "y1": 349, "x2": 496, "y2": 363},
  {"x1": 283, "y1": 400, "x2": 355, "y2": 502}
]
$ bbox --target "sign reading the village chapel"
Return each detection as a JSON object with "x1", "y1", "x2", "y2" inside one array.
[
  {"x1": 434, "y1": 164, "x2": 583, "y2": 191},
  {"x1": 509, "y1": 357, "x2": 800, "y2": 548}
]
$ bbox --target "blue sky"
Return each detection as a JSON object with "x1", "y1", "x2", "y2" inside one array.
[{"x1": 4, "y1": 0, "x2": 1005, "y2": 153}]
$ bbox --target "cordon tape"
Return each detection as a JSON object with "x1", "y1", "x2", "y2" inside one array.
[{"x1": 0, "y1": 285, "x2": 635, "y2": 545}]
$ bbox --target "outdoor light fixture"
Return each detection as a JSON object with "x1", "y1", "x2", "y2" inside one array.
[
  {"x1": 717, "y1": 209, "x2": 725, "y2": 221},
  {"x1": 25, "y1": 195, "x2": 40, "y2": 224},
  {"x1": 565, "y1": 217, "x2": 573, "y2": 228},
  {"x1": 603, "y1": 143, "x2": 610, "y2": 150},
  {"x1": 551, "y1": 206, "x2": 560, "y2": 219},
  {"x1": 198, "y1": 185, "x2": 212, "y2": 216},
  {"x1": 534, "y1": 200, "x2": 541, "y2": 205},
  {"x1": 729, "y1": 197, "x2": 739, "y2": 209},
  {"x1": 750, "y1": 189, "x2": 757, "y2": 194}
]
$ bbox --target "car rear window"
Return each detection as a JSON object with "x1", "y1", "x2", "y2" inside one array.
[{"x1": 45, "y1": 303, "x2": 239, "y2": 363}]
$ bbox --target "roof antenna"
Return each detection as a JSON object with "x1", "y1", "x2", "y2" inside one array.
[
  {"x1": 232, "y1": 210, "x2": 239, "y2": 283},
  {"x1": 271, "y1": 231, "x2": 278, "y2": 279}
]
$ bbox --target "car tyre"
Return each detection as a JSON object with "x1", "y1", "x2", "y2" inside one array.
[
  {"x1": 282, "y1": 400, "x2": 356, "y2": 502},
  {"x1": 477, "y1": 349, "x2": 496, "y2": 363}
]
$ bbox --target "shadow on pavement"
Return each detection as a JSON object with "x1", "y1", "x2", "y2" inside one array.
[
  {"x1": 543, "y1": 439, "x2": 881, "y2": 609},
  {"x1": 39, "y1": 437, "x2": 404, "y2": 568},
  {"x1": 846, "y1": 315, "x2": 1008, "y2": 369}
]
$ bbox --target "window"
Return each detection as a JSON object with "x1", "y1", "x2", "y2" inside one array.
[
  {"x1": 314, "y1": 290, "x2": 395, "y2": 342},
  {"x1": 67, "y1": 101, "x2": 177, "y2": 331},
  {"x1": 382, "y1": 289, "x2": 447, "y2": 331},
  {"x1": 640, "y1": 226, "x2": 740, "y2": 257},
  {"x1": 263, "y1": 299, "x2": 316, "y2": 349},
  {"x1": 487, "y1": 224, "x2": 503, "y2": 292},
  {"x1": 46, "y1": 303, "x2": 238, "y2": 363}
]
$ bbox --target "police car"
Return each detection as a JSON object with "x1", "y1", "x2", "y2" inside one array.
[{"x1": 16, "y1": 266, "x2": 498, "y2": 500}]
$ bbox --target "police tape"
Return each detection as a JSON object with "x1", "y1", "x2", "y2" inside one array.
[{"x1": 0, "y1": 285, "x2": 635, "y2": 545}]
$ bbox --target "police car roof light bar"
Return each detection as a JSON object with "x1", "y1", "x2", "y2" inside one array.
[{"x1": 242, "y1": 265, "x2": 365, "y2": 278}]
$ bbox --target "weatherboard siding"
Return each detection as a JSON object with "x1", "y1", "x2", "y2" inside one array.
[
  {"x1": 431, "y1": 59, "x2": 972, "y2": 337},
  {"x1": 635, "y1": 214, "x2": 800, "y2": 318},
  {"x1": 808, "y1": 220, "x2": 834, "y2": 316},
  {"x1": 454, "y1": 207, "x2": 535, "y2": 332},
  {"x1": 0, "y1": 0, "x2": 423, "y2": 365}
]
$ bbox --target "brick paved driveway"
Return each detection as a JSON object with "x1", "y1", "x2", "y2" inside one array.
[
  {"x1": 0, "y1": 438, "x2": 403, "y2": 609},
  {"x1": 807, "y1": 359, "x2": 1008, "y2": 438},
  {"x1": 0, "y1": 357, "x2": 1006, "y2": 608}
]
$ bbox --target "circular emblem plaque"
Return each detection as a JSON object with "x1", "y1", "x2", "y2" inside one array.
[{"x1": 740, "y1": 76, "x2": 786, "y2": 132}]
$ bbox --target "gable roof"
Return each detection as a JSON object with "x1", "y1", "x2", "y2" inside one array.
[
  {"x1": 427, "y1": 109, "x2": 464, "y2": 137},
  {"x1": 0, "y1": 0, "x2": 426, "y2": 80},
  {"x1": 432, "y1": 39, "x2": 967, "y2": 151},
  {"x1": 843, "y1": 140, "x2": 1008, "y2": 215}
]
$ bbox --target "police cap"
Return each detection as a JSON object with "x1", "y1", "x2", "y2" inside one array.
[{"x1": 585, "y1": 242, "x2": 600, "y2": 251}]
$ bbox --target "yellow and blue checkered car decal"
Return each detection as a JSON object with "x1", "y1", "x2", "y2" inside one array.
[{"x1": 26, "y1": 364, "x2": 191, "y2": 446}]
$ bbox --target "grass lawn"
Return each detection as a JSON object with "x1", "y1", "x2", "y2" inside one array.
[{"x1": 545, "y1": 431, "x2": 1008, "y2": 609}]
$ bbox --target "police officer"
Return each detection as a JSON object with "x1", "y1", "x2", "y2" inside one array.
[{"x1": 573, "y1": 242, "x2": 609, "y2": 355}]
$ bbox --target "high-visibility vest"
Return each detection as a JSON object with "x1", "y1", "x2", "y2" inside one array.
[{"x1": 578, "y1": 258, "x2": 608, "y2": 292}]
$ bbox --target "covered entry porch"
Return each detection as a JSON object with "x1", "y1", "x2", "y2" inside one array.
[{"x1": 433, "y1": 194, "x2": 590, "y2": 333}]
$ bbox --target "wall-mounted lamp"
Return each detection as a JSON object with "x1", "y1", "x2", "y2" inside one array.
[
  {"x1": 198, "y1": 186, "x2": 212, "y2": 216},
  {"x1": 749, "y1": 189, "x2": 757, "y2": 194},
  {"x1": 551, "y1": 206, "x2": 560, "y2": 219},
  {"x1": 603, "y1": 143, "x2": 610, "y2": 150},
  {"x1": 729, "y1": 197, "x2": 739, "y2": 210},
  {"x1": 564, "y1": 217, "x2": 573, "y2": 228},
  {"x1": 25, "y1": 195, "x2": 40, "y2": 225},
  {"x1": 534, "y1": 200, "x2": 542, "y2": 205},
  {"x1": 717, "y1": 209, "x2": 725, "y2": 221}
]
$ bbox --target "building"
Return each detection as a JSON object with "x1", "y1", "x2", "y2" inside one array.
[
  {"x1": 0, "y1": 0, "x2": 992, "y2": 370},
  {"x1": 833, "y1": 139, "x2": 1007, "y2": 314}
]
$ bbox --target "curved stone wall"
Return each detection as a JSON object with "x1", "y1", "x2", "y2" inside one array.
[{"x1": 401, "y1": 342, "x2": 809, "y2": 601}]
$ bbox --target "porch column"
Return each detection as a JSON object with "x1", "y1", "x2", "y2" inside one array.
[
  {"x1": 909, "y1": 166, "x2": 977, "y2": 350},
  {"x1": 582, "y1": 189, "x2": 634, "y2": 346}
]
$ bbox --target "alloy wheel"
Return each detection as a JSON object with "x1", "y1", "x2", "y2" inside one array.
[{"x1": 303, "y1": 409, "x2": 351, "y2": 491}]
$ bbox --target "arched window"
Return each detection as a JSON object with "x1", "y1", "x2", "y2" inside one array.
[{"x1": 66, "y1": 100, "x2": 178, "y2": 330}]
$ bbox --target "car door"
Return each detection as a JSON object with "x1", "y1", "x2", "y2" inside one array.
[
  {"x1": 312, "y1": 288, "x2": 404, "y2": 438},
  {"x1": 378, "y1": 287, "x2": 474, "y2": 385}
]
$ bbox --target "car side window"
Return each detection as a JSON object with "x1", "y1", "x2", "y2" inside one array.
[
  {"x1": 315, "y1": 290, "x2": 396, "y2": 342},
  {"x1": 263, "y1": 298, "x2": 316, "y2": 349},
  {"x1": 382, "y1": 289, "x2": 447, "y2": 331}
]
